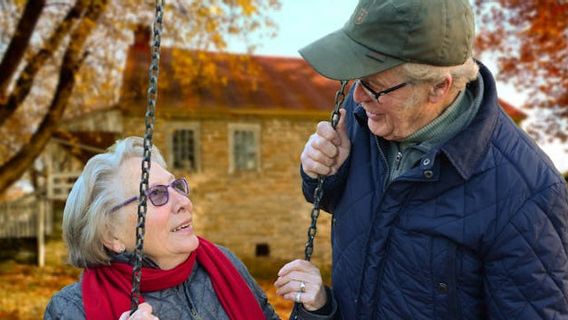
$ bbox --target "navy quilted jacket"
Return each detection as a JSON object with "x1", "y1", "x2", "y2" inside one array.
[{"x1": 302, "y1": 63, "x2": 568, "y2": 320}]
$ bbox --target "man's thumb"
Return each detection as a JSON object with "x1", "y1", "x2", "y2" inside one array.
[{"x1": 335, "y1": 108, "x2": 349, "y2": 142}]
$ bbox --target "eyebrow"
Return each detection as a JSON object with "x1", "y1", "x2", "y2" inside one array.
[{"x1": 147, "y1": 175, "x2": 175, "y2": 188}]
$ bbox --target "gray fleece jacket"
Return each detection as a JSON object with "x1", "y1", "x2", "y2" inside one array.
[{"x1": 44, "y1": 246, "x2": 337, "y2": 320}]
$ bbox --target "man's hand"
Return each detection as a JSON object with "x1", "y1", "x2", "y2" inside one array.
[{"x1": 301, "y1": 109, "x2": 350, "y2": 179}]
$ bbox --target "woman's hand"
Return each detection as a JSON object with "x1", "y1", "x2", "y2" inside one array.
[
  {"x1": 274, "y1": 259, "x2": 327, "y2": 311},
  {"x1": 118, "y1": 302, "x2": 159, "y2": 320}
]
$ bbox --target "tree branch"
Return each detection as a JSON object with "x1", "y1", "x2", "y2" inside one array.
[
  {"x1": 0, "y1": 0, "x2": 46, "y2": 103},
  {"x1": 0, "y1": 0, "x2": 109, "y2": 193},
  {"x1": 0, "y1": 0, "x2": 89, "y2": 127}
]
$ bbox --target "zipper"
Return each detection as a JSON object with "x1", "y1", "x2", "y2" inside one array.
[
  {"x1": 188, "y1": 299, "x2": 203, "y2": 320},
  {"x1": 183, "y1": 287, "x2": 203, "y2": 320},
  {"x1": 374, "y1": 136, "x2": 390, "y2": 188},
  {"x1": 394, "y1": 151, "x2": 403, "y2": 170}
]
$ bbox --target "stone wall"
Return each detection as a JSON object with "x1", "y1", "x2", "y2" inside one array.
[{"x1": 123, "y1": 114, "x2": 333, "y2": 274}]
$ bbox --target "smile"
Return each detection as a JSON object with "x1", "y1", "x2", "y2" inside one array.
[
  {"x1": 171, "y1": 222, "x2": 192, "y2": 232},
  {"x1": 366, "y1": 110, "x2": 383, "y2": 120}
]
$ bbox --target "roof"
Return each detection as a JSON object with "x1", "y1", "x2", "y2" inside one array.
[
  {"x1": 120, "y1": 40, "x2": 342, "y2": 114},
  {"x1": 119, "y1": 27, "x2": 525, "y2": 122}
]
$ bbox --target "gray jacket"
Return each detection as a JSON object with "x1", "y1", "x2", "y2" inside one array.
[{"x1": 44, "y1": 246, "x2": 337, "y2": 319}]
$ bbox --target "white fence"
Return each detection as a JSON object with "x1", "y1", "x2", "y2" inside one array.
[{"x1": 0, "y1": 193, "x2": 52, "y2": 266}]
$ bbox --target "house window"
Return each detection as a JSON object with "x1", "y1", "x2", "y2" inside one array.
[
  {"x1": 172, "y1": 129, "x2": 196, "y2": 170},
  {"x1": 167, "y1": 122, "x2": 200, "y2": 171},
  {"x1": 229, "y1": 123, "x2": 260, "y2": 173}
]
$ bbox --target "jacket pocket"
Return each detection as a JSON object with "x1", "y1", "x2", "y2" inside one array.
[{"x1": 431, "y1": 238, "x2": 461, "y2": 320}]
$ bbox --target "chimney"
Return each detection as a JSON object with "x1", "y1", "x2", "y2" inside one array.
[{"x1": 133, "y1": 24, "x2": 151, "y2": 49}]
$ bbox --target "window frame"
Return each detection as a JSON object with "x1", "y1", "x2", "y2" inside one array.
[
  {"x1": 228, "y1": 123, "x2": 261, "y2": 174},
  {"x1": 166, "y1": 121, "x2": 201, "y2": 172}
]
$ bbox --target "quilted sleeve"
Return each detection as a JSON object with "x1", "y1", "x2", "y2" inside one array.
[{"x1": 484, "y1": 182, "x2": 568, "y2": 319}]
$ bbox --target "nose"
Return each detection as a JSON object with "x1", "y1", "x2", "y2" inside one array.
[
  {"x1": 171, "y1": 189, "x2": 192, "y2": 214},
  {"x1": 353, "y1": 81, "x2": 372, "y2": 104}
]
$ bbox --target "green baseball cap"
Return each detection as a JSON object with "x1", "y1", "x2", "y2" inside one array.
[{"x1": 299, "y1": 0, "x2": 475, "y2": 80}]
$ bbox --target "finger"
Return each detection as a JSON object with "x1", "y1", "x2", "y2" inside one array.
[
  {"x1": 138, "y1": 303, "x2": 153, "y2": 314},
  {"x1": 119, "y1": 311, "x2": 130, "y2": 320},
  {"x1": 316, "y1": 119, "x2": 345, "y2": 147},
  {"x1": 282, "y1": 291, "x2": 302, "y2": 304},
  {"x1": 334, "y1": 108, "x2": 349, "y2": 144},
  {"x1": 275, "y1": 278, "x2": 313, "y2": 297},
  {"x1": 282, "y1": 290, "x2": 317, "y2": 306},
  {"x1": 301, "y1": 155, "x2": 333, "y2": 178},
  {"x1": 307, "y1": 147, "x2": 336, "y2": 167},
  {"x1": 311, "y1": 135, "x2": 339, "y2": 159},
  {"x1": 301, "y1": 136, "x2": 334, "y2": 178},
  {"x1": 314, "y1": 121, "x2": 335, "y2": 140},
  {"x1": 275, "y1": 273, "x2": 321, "y2": 296},
  {"x1": 125, "y1": 303, "x2": 158, "y2": 320},
  {"x1": 278, "y1": 259, "x2": 320, "y2": 277}
]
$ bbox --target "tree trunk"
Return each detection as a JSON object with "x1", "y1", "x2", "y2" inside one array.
[
  {"x1": 0, "y1": 0, "x2": 108, "y2": 193},
  {"x1": 0, "y1": 0, "x2": 88, "y2": 127},
  {"x1": 0, "y1": 0, "x2": 46, "y2": 102}
]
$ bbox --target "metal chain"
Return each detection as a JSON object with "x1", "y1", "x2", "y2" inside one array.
[
  {"x1": 304, "y1": 80, "x2": 347, "y2": 261},
  {"x1": 130, "y1": 0, "x2": 164, "y2": 314},
  {"x1": 290, "y1": 80, "x2": 349, "y2": 320}
]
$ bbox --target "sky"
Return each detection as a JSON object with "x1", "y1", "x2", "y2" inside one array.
[{"x1": 228, "y1": 0, "x2": 568, "y2": 173}]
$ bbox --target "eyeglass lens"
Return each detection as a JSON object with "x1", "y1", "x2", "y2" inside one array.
[{"x1": 147, "y1": 178, "x2": 189, "y2": 207}]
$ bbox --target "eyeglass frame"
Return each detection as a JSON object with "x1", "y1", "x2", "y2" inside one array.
[
  {"x1": 110, "y1": 177, "x2": 190, "y2": 213},
  {"x1": 357, "y1": 79, "x2": 408, "y2": 102}
]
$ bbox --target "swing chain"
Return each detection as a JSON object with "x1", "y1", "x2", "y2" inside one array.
[
  {"x1": 303, "y1": 79, "x2": 347, "y2": 262},
  {"x1": 290, "y1": 80, "x2": 348, "y2": 320},
  {"x1": 130, "y1": 0, "x2": 164, "y2": 313}
]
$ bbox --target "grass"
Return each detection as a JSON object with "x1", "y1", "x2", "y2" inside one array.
[{"x1": 0, "y1": 240, "x2": 295, "y2": 319}]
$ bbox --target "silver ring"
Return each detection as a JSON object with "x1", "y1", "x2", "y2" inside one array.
[
  {"x1": 295, "y1": 291, "x2": 302, "y2": 303},
  {"x1": 299, "y1": 281, "x2": 306, "y2": 292}
]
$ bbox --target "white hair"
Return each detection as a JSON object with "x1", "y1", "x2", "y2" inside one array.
[
  {"x1": 401, "y1": 57, "x2": 479, "y2": 93},
  {"x1": 62, "y1": 137, "x2": 166, "y2": 267}
]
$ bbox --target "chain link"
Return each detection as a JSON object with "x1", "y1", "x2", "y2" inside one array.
[
  {"x1": 130, "y1": 0, "x2": 164, "y2": 314},
  {"x1": 290, "y1": 80, "x2": 348, "y2": 320}
]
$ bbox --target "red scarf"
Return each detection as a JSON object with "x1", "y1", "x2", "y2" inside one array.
[{"x1": 82, "y1": 237, "x2": 265, "y2": 320}]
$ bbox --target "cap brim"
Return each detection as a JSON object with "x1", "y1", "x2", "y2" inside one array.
[{"x1": 299, "y1": 30, "x2": 404, "y2": 81}]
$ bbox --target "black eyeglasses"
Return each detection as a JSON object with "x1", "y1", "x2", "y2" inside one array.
[
  {"x1": 357, "y1": 79, "x2": 408, "y2": 102},
  {"x1": 110, "y1": 178, "x2": 190, "y2": 213}
]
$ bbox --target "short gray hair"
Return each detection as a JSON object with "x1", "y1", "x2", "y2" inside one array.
[
  {"x1": 63, "y1": 137, "x2": 166, "y2": 268},
  {"x1": 401, "y1": 57, "x2": 479, "y2": 93}
]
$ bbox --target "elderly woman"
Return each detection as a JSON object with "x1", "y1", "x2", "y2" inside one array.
[{"x1": 44, "y1": 137, "x2": 337, "y2": 320}]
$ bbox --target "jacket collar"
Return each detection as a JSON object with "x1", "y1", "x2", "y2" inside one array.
[{"x1": 439, "y1": 62, "x2": 500, "y2": 180}]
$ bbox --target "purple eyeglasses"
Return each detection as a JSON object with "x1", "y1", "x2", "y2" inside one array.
[{"x1": 110, "y1": 178, "x2": 190, "y2": 213}]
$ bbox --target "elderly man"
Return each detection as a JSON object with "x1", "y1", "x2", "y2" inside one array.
[{"x1": 299, "y1": 0, "x2": 568, "y2": 319}]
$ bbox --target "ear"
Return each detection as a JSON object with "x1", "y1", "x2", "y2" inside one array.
[
  {"x1": 102, "y1": 235, "x2": 126, "y2": 254},
  {"x1": 428, "y1": 74, "x2": 453, "y2": 103}
]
